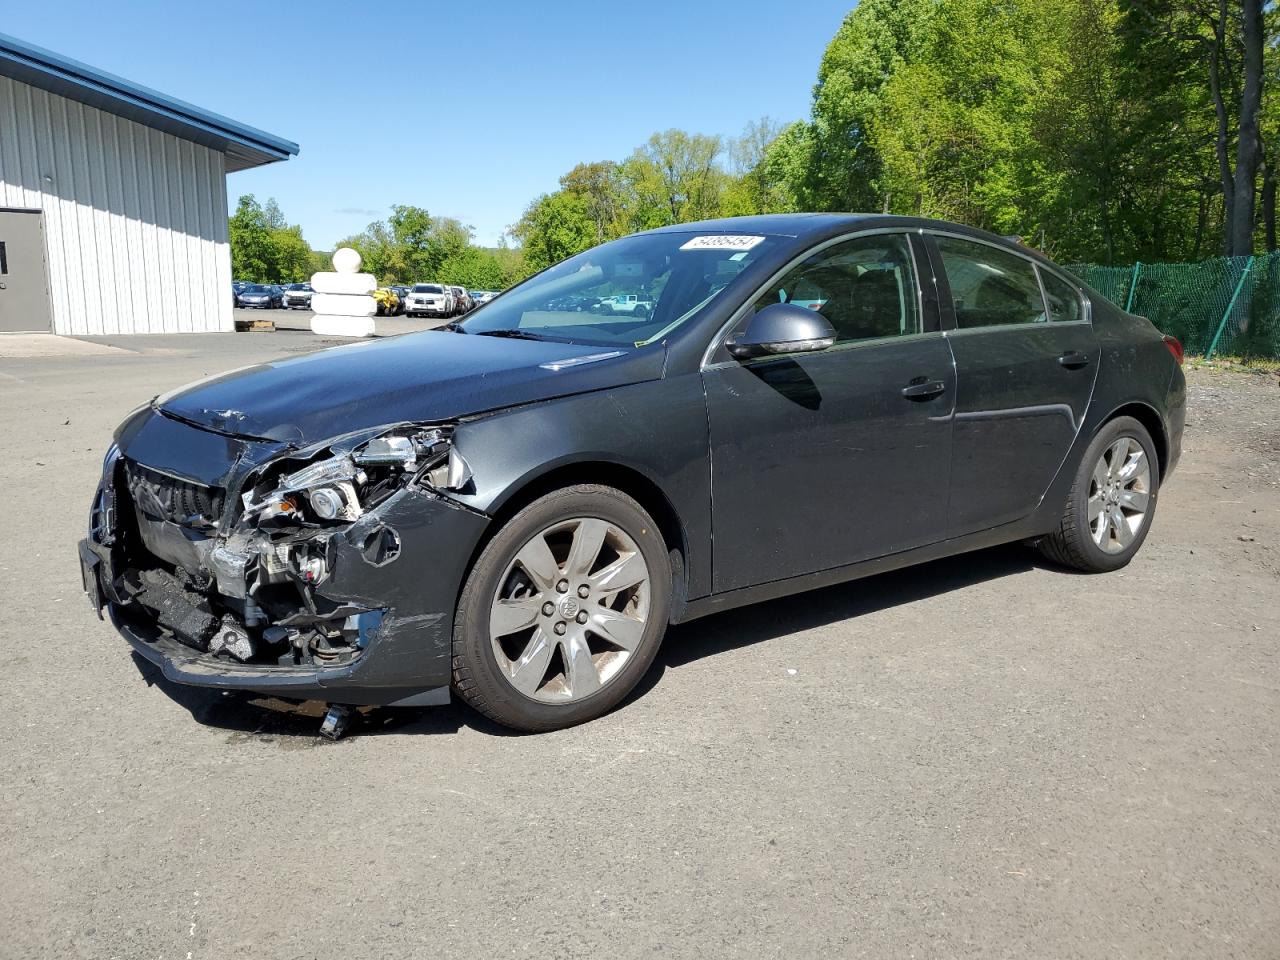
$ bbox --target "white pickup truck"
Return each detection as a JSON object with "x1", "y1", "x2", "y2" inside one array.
[
  {"x1": 404, "y1": 283, "x2": 451, "y2": 318},
  {"x1": 596, "y1": 294, "x2": 652, "y2": 317}
]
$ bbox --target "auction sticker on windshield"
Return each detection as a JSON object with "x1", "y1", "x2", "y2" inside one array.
[{"x1": 679, "y1": 235, "x2": 765, "y2": 251}]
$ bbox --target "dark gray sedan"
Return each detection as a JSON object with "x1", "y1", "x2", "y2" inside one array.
[
  {"x1": 80, "y1": 215, "x2": 1186, "y2": 733},
  {"x1": 235, "y1": 283, "x2": 281, "y2": 309}
]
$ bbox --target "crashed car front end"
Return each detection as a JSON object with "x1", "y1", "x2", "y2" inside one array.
[{"x1": 78, "y1": 406, "x2": 490, "y2": 706}]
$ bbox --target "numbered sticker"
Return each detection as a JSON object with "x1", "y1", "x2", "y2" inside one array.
[{"x1": 679, "y1": 235, "x2": 765, "y2": 252}]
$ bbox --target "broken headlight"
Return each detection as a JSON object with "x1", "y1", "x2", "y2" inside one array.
[{"x1": 242, "y1": 427, "x2": 471, "y2": 528}]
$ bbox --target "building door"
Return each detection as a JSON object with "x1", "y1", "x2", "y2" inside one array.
[{"x1": 0, "y1": 210, "x2": 53, "y2": 333}]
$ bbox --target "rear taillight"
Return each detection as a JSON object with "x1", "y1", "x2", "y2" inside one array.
[{"x1": 1162, "y1": 335, "x2": 1184, "y2": 365}]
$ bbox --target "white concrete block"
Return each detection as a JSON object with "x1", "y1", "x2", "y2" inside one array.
[
  {"x1": 311, "y1": 314, "x2": 376, "y2": 338},
  {"x1": 311, "y1": 273, "x2": 377, "y2": 295},
  {"x1": 311, "y1": 292, "x2": 376, "y2": 317}
]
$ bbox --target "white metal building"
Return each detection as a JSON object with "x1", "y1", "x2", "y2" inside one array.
[{"x1": 0, "y1": 33, "x2": 297, "y2": 335}]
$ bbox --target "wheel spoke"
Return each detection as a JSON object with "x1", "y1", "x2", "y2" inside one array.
[
  {"x1": 1092, "y1": 456, "x2": 1109, "y2": 492},
  {"x1": 1119, "y1": 449, "x2": 1146, "y2": 482},
  {"x1": 562, "y1": 634, "x2": 601, "y2": 697},
  {"x1": 508, "y1": 628, "x2": 554, "y2": 696},
  {"x1": 565, "y1": 518, "x2": 608, "y2": 578},
  {"x1": 1107, "y1": 439, "x2": 1130, "y2": 478},
  {"x1": 490, "y1": 594, "x2": 543, "y2": 637},
  {"x1": 589, "y1": 551, "x2": 648, "y2": 596},
  {"x1": 1119, "y1": 486, "x2": 1149, "y2": 513},
  {"x1": 590, "y1": 609, "x2": 645, "y2": 651},
  {"x1": 1088, "y1": 493, "x2": 1105, "y2": 522},
  {"x1": 1111, "y1": 507, "x2": 1134, "y2": 547},
  {"x1": 514, "y1": 534, "x2": 560, "y2": 593},
  {"x1": 1091, "y1": 512, "x2": 1108, "y2": 545}
]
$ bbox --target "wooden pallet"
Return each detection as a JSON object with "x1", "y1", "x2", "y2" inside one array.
[{"x1": 234, "y1": 317, "x2": 275, "y2": 332}]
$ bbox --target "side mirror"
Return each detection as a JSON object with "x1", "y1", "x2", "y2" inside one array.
[{"x1": 726, "y1": 302, "x2": 836, "y2": 360}]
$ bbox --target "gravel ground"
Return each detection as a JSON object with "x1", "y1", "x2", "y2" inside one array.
[{"x1": 0, "y1": 332, "x2": 1276, "y2": 960}]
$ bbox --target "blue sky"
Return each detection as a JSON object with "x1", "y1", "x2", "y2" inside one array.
[{"x1": 7, "y1": 0, "x2": 853, "y2": 248}]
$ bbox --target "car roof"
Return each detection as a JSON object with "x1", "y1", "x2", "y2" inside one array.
[{"x1": 642, "y1": 213, "x2": 1024, "y2": 246}]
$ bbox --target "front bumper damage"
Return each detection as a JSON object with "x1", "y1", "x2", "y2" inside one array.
[{"x1": 79, "y1": 407, "x2": 490, "y2": 707}]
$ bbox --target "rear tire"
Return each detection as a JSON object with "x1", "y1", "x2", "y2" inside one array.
[
  {"x1": 1039, "y1": 416, "x2": 1160, "y2": 572},
  {"x1": 452, "y1": 484, "x2": 671, "y2": 732}
]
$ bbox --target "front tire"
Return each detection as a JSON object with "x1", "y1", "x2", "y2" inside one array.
[
  {"x1": 1039, "y1": 416, "x2": 1159, "y2": 572},
  {"x1": 452, "y1": 484, "x2": 671, "y2": 731}
]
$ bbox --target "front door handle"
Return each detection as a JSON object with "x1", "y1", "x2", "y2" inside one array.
[
  {"x1": 901, "y1": 377, "x2": 946, "y2": 401},
  {"x1": 1058, "y1": 350, "x2": 1090, "y2": 369}
]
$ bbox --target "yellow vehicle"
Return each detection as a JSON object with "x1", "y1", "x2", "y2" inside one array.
[{"x1": 372, "y1": 287, "x2": 400, "y2": 317}]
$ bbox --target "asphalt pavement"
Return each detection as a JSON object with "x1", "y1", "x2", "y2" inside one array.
[{"x1": 1, "y1": 325, "x2": 1276, "y2": 959}]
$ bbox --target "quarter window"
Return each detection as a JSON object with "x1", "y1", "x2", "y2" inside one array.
[
  {"x1": 754, "y1": 234, "x2": 922, "y2": 344},
  {"x1": 935, "y1": 236, "x2": 1047, "y2": 329},
  {"x1": 1039, "y1": 268, "x2": 1083, "y2": 323}
]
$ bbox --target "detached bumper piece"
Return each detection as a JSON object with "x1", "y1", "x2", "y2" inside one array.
[{"x1": 81, "y1": 425, "x2": 490, "y2": 711}]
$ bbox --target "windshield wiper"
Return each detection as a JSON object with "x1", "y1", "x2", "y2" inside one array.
[
  {"x1": 471, "y1": 329, "x2": 553, "y2": 341},
  {"x1": 441, "y1": 320, "x2": 467, "y2": 333}
]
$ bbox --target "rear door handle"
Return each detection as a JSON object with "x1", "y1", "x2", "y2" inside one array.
[
  {"x1": 901, "y1": 378, "x2": 946, "y2": 401},
  {"x1": 1058, "y1": 350, "x2": 1090, "y2": 369}
]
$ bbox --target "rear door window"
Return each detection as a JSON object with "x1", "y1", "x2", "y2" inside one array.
[
  {"x1": 935, "y1": 236, "x2": 1047, "y2": 329},
  {"x1": 1039, "y1": 268, "x2": 1084, "y2": 323}
]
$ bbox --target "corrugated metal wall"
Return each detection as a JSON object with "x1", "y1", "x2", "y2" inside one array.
[{"x1": 0, "y1": 73, "x2": 232, "y2": 335}]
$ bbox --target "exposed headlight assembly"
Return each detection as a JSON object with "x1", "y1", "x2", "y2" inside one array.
[{"x1": 242, "y1": 426, "x2": 471, "y2": 528}]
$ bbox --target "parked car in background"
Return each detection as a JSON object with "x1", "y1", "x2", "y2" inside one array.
[
  {"x1": 390, "y1": 285, "x2": 411, "y2": 314},
  {"x1": 281, "y1": 283, "x2": 314, "y2": 310},
  {"x1": 372, "y1": 288, "x2": 400, "y2": 317},
  {"x1": 232, "y1": 280, "x2": 249, "y2": 297},
  {"x1": 236, "y1": 283, "x2": 282, "y2": 309},
  {"x1": 470, "y1": 290, "x2": 498, "y2": 306},
  {"x1": 598, "y1": 294, "x2": 652, "y2": 317},
  {"x1": 404, "y1": 283, "x2": 451, "y2": 318},
  {"x1": 546, "y1": 294, "x2": 594, "y2": 312},
  {"x1": 449, "y1": 286, "x2": 473, "y2": 315}
]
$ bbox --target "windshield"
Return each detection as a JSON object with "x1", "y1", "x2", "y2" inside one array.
[
  {"x1": 414, "y1": 284, "x2": 443, "y2": 293},
  {"x1": 244, "y1": 284, "x2": 268, "y2": 293},
  {"x1": 459, "y1": 231, "x2": 778, "y2": 346}
]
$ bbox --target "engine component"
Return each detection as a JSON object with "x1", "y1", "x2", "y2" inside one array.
[{"x1": 208, "y1": 614, "x2": 254, "y2": 661}]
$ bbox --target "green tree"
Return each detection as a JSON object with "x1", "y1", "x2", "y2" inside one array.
[
  {"x1": 229, "y1": 194, "x2": 323, "y2": 281},
  {"x1": 228, "y1": 195, "x2": 274, "y2": 281},
  {"x1": 620, "y1": 129, "x2": 726, "y2": 228},
  {"x1": 512, "y1": 191, "x2": 596, "y2": 273}
]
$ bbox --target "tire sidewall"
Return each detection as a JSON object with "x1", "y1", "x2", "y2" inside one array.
[
  {"x1": 454, "y1": 485, "x2": 671, "y2": 730},
  {"x1": 1070, "y1": 416, "x2": 1161, "y2": 571}
]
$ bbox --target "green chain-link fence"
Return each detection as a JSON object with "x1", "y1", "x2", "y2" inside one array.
[{"x1": 1067, "y1": 254, "x2": 1280, "y2": 359}]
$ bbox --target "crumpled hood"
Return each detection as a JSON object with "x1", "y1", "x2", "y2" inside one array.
[{"x1": 157, "y1": 331, "x2": 664, "y2": 444}]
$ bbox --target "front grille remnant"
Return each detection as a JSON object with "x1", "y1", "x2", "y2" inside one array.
[{"x1": 124, "y1": 461, "x2": 224, "y2": 529}]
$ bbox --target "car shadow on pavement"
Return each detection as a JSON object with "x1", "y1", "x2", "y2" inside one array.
[
  {"x1": 128, "y1": 654, "x2": 497, "y2": 742},
  {"x1": 623, "y1": 543, "x2": 1045, "y2": 705},
  {"x1": 130, "y1": 543, "x2": 1051, "y2": 741}
]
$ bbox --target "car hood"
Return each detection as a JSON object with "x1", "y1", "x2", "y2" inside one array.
[{"x1": 156, "y1": 330, "x2": 664, "y2": 444}]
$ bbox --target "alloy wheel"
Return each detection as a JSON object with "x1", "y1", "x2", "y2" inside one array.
[
  {"x1": 489, "y1": 517, "x2": 651, "y2": 703},
  {"x1": 1089, "y1": 437, "x2": 1151, "y2": 554}
]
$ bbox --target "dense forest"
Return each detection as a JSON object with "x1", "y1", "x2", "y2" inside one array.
[{"x1": 233, "y1": 0, "x2": 1277, "y2": 284}]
